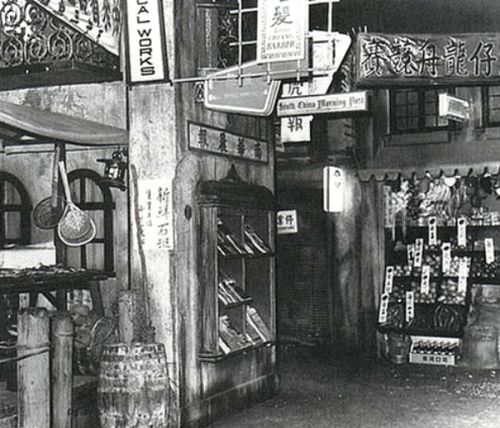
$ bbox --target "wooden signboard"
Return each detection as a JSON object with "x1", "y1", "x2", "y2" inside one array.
[
  {"x1": 188, "y1": 122, "x2": 269, "y2": 163},
  {"x1": 126, "y1": 0, "x2": 169, "y2": 84},
  {"x1": 357, "y1": 33, "x2": 500, "y2": 86}
]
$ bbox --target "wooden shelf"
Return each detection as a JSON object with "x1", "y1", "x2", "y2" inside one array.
[
  {"x1": 199, "y1": 341, "x2": 274, "y2": 363},
  {"x1": 218, "y1": 252, "x2": 275, "y2": 261}
]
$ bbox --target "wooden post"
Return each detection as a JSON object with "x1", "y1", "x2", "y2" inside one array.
[
  {"x1": 17, "y1": 308, "x2": 50, "y2": 428},
  {"x1": 52, "y1": 312, "x2": 74, "y2": 428},
  {"x1": 119, "y1": 289, "x2": 137, "y2": 342}
]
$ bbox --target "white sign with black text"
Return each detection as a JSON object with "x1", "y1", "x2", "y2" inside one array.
[
  {"x1": 127, "y1": 0, "x2": 167, "y2": 84},
  {"x1": 277, "y1": 210, "x2": 298, "y2": 235},
  {"x1": 277, "y1": 91, "x2": 369, "y2": 117},
  {"x1": 257, "y1": 0, "x2": 308, "y2": 63}
]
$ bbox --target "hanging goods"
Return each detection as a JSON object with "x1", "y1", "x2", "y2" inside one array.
[
  {"x1": 57, "y1": 161, "x2": 96, "y2": 246},
  {"x1": 33, "y1": 146, "x2": 64, "y2": 229}
]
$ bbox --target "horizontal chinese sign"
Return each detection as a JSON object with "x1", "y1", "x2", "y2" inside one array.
[
  {"x1": 277, "y1": 210, "x2": 298, "y2": 235},
  {"x1": 188, "y1": 122, "x2": 268, "y2": 164},
  {"x1": 276, "y1": 91, "x2": 368, "y2": 117},
  {"x1": 357, "y1": 33, "x2": 500, "y2": 86}
]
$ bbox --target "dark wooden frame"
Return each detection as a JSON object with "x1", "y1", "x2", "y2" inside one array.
[{"x1": 67, "y1": 169, "x2": 116, "y2": 274}]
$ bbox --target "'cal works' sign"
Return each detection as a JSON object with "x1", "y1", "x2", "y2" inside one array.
[
  {"x1": 357, "y1": 33, "x2": 500, "y2": 86},
  {"x1": 126, "y1": 0, "x2": 168, "y2": 84}
]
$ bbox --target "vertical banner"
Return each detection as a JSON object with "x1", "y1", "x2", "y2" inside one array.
[
  {"x1": 137, "y1": 179, "x2": 174, "y2": 250},
  {"x1": 257, "y1": 0, "x2": 309, "y2": 63},
  {"x1": 126, "y1": 0, "x2": 169, "y2": 84},
  {"x1": 323, "y1": 167, "x2": 344, "y2": 213}
]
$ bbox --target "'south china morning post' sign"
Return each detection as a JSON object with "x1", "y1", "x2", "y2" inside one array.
[
  {"x1": 126, "y1": 0, "x2": 169, "y2": 84},
  {"x1": 357, "y1": 33, "x2": 500, "y2": 85},
  {"x1": 277, "y1": 91, "x2": 369, "y2": 117}
]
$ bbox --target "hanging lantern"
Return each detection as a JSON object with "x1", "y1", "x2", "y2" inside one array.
[{"x1": 97, "y1": 149, "x2": 128, "y2": 191}]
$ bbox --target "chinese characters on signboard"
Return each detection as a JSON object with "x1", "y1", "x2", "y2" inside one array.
[
  {"x1": 257, "y1": 0, "x2": 308, "y2": 63},
  {"x1": 277, "y1": 210, "x2": 298, "y2": 235},
  {"x1": 188, "y1": 122, "x2": 269, "y2": 164},
  {"x1": 138, "y1": 179, "x2": 174, "y2": 250},
  {"x1": 357, "y1": 33, "x2": 500, "y2": 85},
  {"x1": 126, "y1": 0, "x2": 168, "y2": 84}
]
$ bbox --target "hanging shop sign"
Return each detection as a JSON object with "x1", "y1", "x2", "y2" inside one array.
[
  {"x1": 137, "y1": 179, "x2": 174, "y2": 250},
  {"x1": 357, "y1": 33, "x2": 500, "y2": 86},
  {"x1": 257, "y1": 0, "x2": 309, "y2": 63},
  {"x1": 438, "y1": 93, "x2": 471, "y2": 122},
  {"x1": 188, "y1": 122, "x2": 268, "y2": 164},
  {"x1": 277, "y1": 210, "x2": 298, "y2": 235},
  {"x1": 126, "y1": 0, "x2": 169, "y2": 84},
  {"x1": 323, "y1": 167, "x2": 344, "y2": 213},
  {"x1": 277, "y1": 91, "x2": 368, "y2": 117}
]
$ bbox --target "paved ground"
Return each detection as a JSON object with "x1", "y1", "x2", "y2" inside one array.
[{"x1": 209, "y1": 344, "x2": 500, "y2": 428}]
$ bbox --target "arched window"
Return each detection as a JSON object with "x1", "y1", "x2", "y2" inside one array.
[
  {"x1": 0, "y1": 171, "x2": 31, "y2": 246},
  {"x1": 67, "y1": 169, "x2": 115, "y2": 274}
]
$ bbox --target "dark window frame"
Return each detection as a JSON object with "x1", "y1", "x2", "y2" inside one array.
[
  {"x1": 0, "y1": 171, "x2": 31, "y2": 246},
  {"x1": 482, "y1": 86, "x2": 500, "y2": 127},
  {"x1": 390, "y1": 87, "x2": 455, "y2": 134},
  {"x1": 68, "y1": 169, "x2": 115, "y2": 274}
]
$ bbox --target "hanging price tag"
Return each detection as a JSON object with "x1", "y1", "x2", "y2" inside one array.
[
  {"x1": 457, "y1": 217, "x2": 467, "y2": 247},
  {"x1": 485, "y1": 238, "x2": 495, "y2": 265},
  {"x1": 421, "y1": 265, "x2": 431, "y2": 294},
  {"x1": 442, "y1": 242, "x2": 451, "y2": 274},
  {"x1": 458, "y1": 258, "x2": 468, "y2": 293},
  {"x1": 384, "y1": 186, "x2": 395, "y2": 229},
  {"x1": 378, "y1": 294, "x2": 389, "y2": 323},
  {"x1": 384, "y1": 266, "x2": 395, "y2": 294},
  {"x1": 407, "y1": 244, "x2": 415, "y2": 267},
  {"x1": 414, "y1": 238, "x2": 424, "y2": 268},
  {"x1": 405, "y1": 291, "x2": 415, "y2": 322},
  {"x1": 428, "y1": 216, "x2": 437, "y2": 246}
]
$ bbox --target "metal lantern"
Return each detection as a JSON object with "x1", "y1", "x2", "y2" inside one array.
[{"x1": 97, "y1": 149, "x2": 128, "y2": 191}]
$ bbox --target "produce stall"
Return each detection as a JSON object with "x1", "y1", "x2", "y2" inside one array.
[{"x1": 376, "y1": 172, "x2": 500, "y2": 367}]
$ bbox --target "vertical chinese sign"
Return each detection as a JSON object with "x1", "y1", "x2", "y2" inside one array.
[
  {"x1": 257, "y1": 0, "x2": 309, "y2": 63},
  {"x1": 138, "y1": 179, "x2": 174, "y2": 250},
  {"x1": 357, "y1": 33, "x2": 500, "y2": 86},
  {"x1": 126, "y1": 0, "x2": 169, "y2": 84}
]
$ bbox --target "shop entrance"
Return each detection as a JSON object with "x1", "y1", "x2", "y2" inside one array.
[{"x1": 276, "y1": 188, "x2": 332, "y2": 346}]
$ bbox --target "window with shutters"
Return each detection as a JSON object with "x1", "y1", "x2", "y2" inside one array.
[{"x1": 482, "y1": 86, "x2": 500, "y2": 127}]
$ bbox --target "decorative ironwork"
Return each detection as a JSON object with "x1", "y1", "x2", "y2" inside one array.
[
  {"x1": 217, "y1": 7, "x2": 238, "y2": 68},
  {"x1": 0, "y1": 0, "x2": 118, "y2": 72},
  {"x1": 216, "y1": 3, "x2": 257, "y2": 68}
]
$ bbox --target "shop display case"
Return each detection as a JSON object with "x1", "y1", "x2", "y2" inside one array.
[
  {"x1": 196, "y1": 169, "x2": 278, "y2": 413},
  {"x1": 197, "y1": 172, "x2": 275, "y2": 360}
]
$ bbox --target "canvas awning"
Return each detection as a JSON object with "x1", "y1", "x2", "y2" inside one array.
[
  {"x1": 0, "y1": 100, "x2": 128, "y2": 147},
  {"x1": 358, "y1": 137, "x2": 500, "y2": 182}
]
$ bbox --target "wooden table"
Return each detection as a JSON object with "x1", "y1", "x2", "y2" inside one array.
[{"x1": 0, "y1": 267, "x2": 111, "y2": 315}]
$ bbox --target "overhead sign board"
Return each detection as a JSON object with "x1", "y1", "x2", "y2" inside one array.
[
  {"x1": 277, "y1": 91, "x2": 369, "y2": 117},
  {"x1": 257, "y1": 0, "x2": 309, "y2": 63},
  {"x1": 126, "y1": 0, "x2": 169, "y2": 84},
  {"x1": 357, "y1": 33, "x2": 500, "y2": 86},
  {"x1": 204, "y1": 57, "x2": 310, "y2": 116},
  {"x1": 438, "y1": 93, "x2": 470, "y2": 121},
  {"x1": 188, "y1": 122, "x2": 268, "y2": 164}
]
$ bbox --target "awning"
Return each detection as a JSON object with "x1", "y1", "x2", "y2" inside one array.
[
  {"x1": 0, "y1": 100, "x2": 128, "y2": 147},
  {"x1": 358, "y1": 137, "x2": 500, "y2": 181}
]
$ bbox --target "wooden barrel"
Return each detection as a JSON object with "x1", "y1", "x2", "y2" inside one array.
[
  {"x1": 387, "y1": 333, "x2": 410, "y2": 364},
  {"x1": 97, "y1": 343, "x2": 169, "y2": 428}
]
